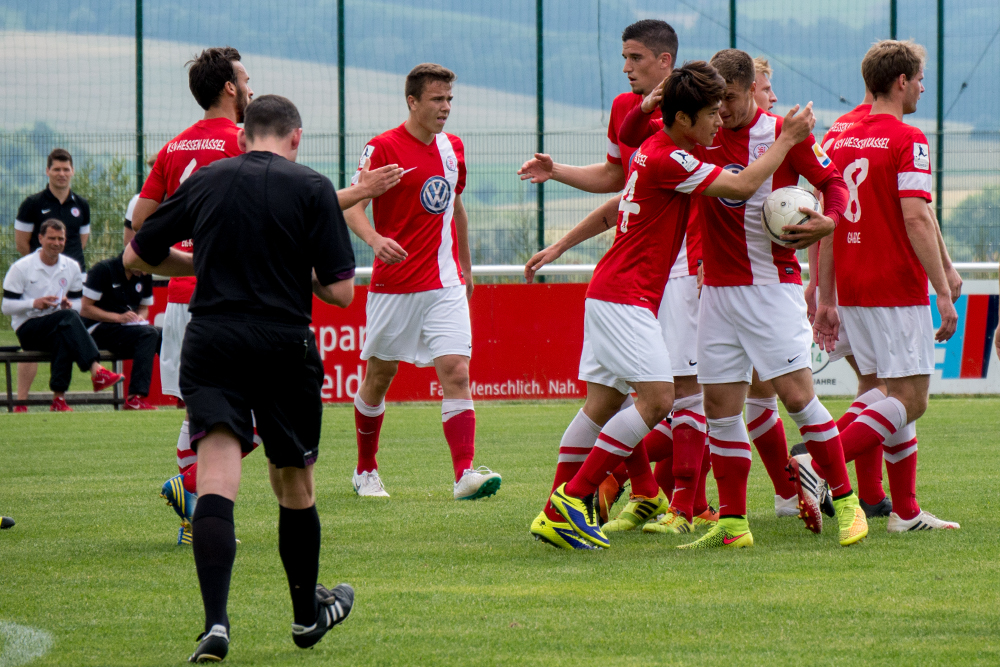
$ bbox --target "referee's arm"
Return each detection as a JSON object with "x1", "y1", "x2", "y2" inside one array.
[
  {"x1": 310, "y1": 177, "x2": 358, "y2": 309},
  {"x1": 124, "y1": 180, "x2": 196, "y2": 276}
]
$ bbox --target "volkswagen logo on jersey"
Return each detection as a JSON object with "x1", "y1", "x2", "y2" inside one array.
[
  {"x1": 420, "y1": 176, "x2": 452, "y2": 214},
  {"x1": 719, "y1": 164, "x2": 750, "y2": 208}
]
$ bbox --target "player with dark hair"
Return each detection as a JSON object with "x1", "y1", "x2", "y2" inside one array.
[
  {"x1": 343, "y1": 63, "x2": 501, "y2": 500},
  {"x1": 532, "y1": 62, "x2": 817, "y2": 549},
  {"x1": 814, "y1": 40, "x2": 960, "y2": 533},
  {"x1": 126, "y1": 94, "x2": 362, "y2": 663}
]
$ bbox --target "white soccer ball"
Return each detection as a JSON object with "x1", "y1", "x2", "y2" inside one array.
[{"x1": 761, "y1": 186, "x2": 820, "y2": 247}]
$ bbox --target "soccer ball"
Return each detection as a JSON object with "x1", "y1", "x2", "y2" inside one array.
[{"x1": 761, "y1": 186, "x2": 820, "y2": 247}]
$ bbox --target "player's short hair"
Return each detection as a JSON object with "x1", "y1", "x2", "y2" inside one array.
[
  {"x1": 146, "y1": 154, "x2": 156, "y2": 168},
  {"x1": 711, "y1": 49, "x2": 756, "y2": 90},
  {"x1": 861, "y1": 39, "x2": 926, "y2": 99},
  {"x1": 753, "y1": 56, "x2": 772, "y2": 79},
  {"x1": 39, "y1": 218, "x2": 66, "y2": 236},
  {"x1": 660, "y1": 61, "x2": 727, "y2": 128},
  {"x1": 47, "y1": 148, "x2": 72, "y2": 168},
  {"x1": 187, "y1": 47, "x2": 242, "y2": 111},
  {"x1": 243, "y1": 95, "x2": 302, "y2": 141},
  {"x1": 405, "y1": 63, "x2": 456, "y2": 101},
  {"x1": 621, "y1": 19, "x2": 678, "y2": 59}
]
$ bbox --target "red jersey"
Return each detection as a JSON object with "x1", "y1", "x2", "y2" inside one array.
[
  {"x1": 353, "y1": 124, "x2": 467, "y2": 294},
  {"x1": 829, "y1": 114, "x2": 932, "y2": 307},
  {"x1": 140, "y1": 118, "x2": 242, "y2": 303},
  {"x1": 821, "y1": 104, "x2": 872, "y2": 152},
  {"x1": 607, "y1": 93, "x2": 662, "y2": 169},
  {"x1": 699, "y1": 108, "x2": 839, "y2": 287},
  {"x1": 587, "y1": 131, "x2": 721, "y2": 314}
]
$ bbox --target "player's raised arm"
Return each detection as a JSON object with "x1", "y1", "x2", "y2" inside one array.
[
  {"x1": 524, "y1": 196, "x2": 620, "y2": 283},
  {"x1": 901, "y1": 197, "x2": 956, "y2": 341},
  {"x1": 337, "y1": 158, "x2": 403, "y2": 211},
  {"x1": 517, "y1": 154, "x2": 625, "y2": 194}
]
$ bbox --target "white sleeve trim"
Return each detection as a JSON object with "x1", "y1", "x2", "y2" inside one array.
[
  {"x1": 898, "y1": 172, "x2": 932, "y2": 193},
  {"x1": 125, "y1": 194, "x2": 139, "y2": 221},
  {"x1": 82, "y1": 286, "x2": 103, "y2": 301},
  {"x1": 675, "y1": 163, "x2": 717, "y2": 194},
  {"x1": 606, "y1": 138, "x2": 621, "y2": 159},
  {"x1": 78, "y1": 224, "x2": 91, "y2": 235},
  {"x1": 140, "y1": 296, "x2": 154, "y2": 306},
  {"x1": 14, "y1": 220, "x2": 34, "y2": 232}
]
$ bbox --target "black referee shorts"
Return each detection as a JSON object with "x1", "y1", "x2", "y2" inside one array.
[{"x1": 179, "y1": 314, "x2": 324, "y2": 469}]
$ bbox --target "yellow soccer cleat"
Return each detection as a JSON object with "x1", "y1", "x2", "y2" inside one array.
[
  {"x1": 549, "y1": 484, "x2": 610, "y2": 548},
  {"x1": 602, "y1": 489, "x2": 669, "y2": 532},
  {"x1": 677, "y1": 517, "x2": 753, "y2": 550},
  {"x1": 642, "y1": 507, "x2": 695, "y2": 534},
  {"x1": 833, "y1": 493, "x2": 869, "y2": 546},
  {"x1": 530, "y1": 511, "x2": 598, "y2": 550}
]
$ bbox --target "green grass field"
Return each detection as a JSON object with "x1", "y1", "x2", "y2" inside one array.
[{"x1": 2, "y1": 399, "x2": 999, "y2": 666}]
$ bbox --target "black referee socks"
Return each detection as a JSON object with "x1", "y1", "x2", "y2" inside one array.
[
  {"x1": 192, "y1": 494, "x2": 237, "y2": 634},
  {"x1": 278, "y1": 504, "x2": 322, "y2": 626}
]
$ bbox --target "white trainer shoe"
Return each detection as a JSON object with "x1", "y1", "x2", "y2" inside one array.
[
  {"x1": 887, "y1": 510, "x2": 960, "y2": 532},
  {"x1": 352, "y1": 469, "x2": 390, "y2": 497},
  {"x1": 787, "y1": 453, "x2": 826, "y2": 533},
  {"x1": 453, "y1": 466, "x2": 502, "y2": 500},
  {"x1": 775, "y1": 494, "x2": 799, "y2": 518}
]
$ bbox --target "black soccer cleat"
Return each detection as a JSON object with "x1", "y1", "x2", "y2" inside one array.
[
  {"x1": 859, "y1": 496, "x2": 893, "y2": 518},
  {"x1": 1, "y1": 517, "x2": 14, "y2": 530},
  {"x1": 789, "y1": 442, "x2": 808, "y2": 458},
  {"x1": 189, "y1": 624, "x2": 229, "y2": 663},
  {"x1": 820, "y1": 483, "x2": 836, "y2": 518},
  {"x1": 292, "y1": 583, "x2": 354, "y2": 649}
]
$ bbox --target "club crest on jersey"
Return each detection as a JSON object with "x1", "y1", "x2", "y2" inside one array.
[
  {"x1": 812, "y1": 142, "x2": 831, "y2": 168},
  {"x1": 913, "y1": 143, "x2": 930, "y2": 170},
  {"x1": 669, "y1": 150, "x2": 697, "y2": 172},
  {"x1": 59, "y1": 277, "x2": 68, "y2": 288},
  {"x1": 358, "y1": 144, "x2": 375, "y2": 169},
  {"x1": 445, "y1": 155, "x2": 458, "y2": 172},
  {"x1": 752, "y1": 144, "x2": 768, "y2": 159},
  {"x1": 420, "y1": 176, "x2": 452, "y2": 214},
  {"x1": 71, "y1": 207, "x2": 80, "y2": 217},
  {"x1": 719, "y1": 164, "x2": 749, "y2": 208}
]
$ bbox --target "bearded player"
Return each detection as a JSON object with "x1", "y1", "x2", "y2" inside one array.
[
  {"x1": 814, "y1": 39, "x2": 960, "y2": 532},
  {"x1": 343, "y1": 63, "x2": 501, "y2": 501}
]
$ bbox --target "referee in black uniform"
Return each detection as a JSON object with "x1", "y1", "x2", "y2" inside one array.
[{"x1": 125, "y1": 95, "x2": 360, "y2": 663}]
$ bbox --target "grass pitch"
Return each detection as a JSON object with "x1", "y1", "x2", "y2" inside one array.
[{"x1": 1, "y1": 398, "x2": 999, "y2": 666}]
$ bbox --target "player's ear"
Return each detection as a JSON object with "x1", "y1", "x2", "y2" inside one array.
[
  {"x1": 237, "y1": 129, "x2": 248, "y2": 153},
  {"x1": 290, "y1": 128, "x2": 303, "y2": 151},
  {"x1": 661, "y1": 51, "x2": 673, "y2": 71}
]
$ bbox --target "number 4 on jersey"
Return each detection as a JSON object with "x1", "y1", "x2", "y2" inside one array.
[{"x1": 618, "y1": 170, "x2": 640, "y2": 233}]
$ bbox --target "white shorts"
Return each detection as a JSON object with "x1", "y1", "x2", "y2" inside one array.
[
  {"x1": 698, "y1": 284, "x2": 813, "y2": 384},
  {"x1": 578, "y1": 298, "x2": 673, "y2": 395},
  {"x1": 658, "y1": 275, "x2": 700, "y2": 377},
  {"x1": 160, "y1": 302, "x2": 192, "y2": 398},
  {"x1": 361, "y1": 286, "x2": 471, "y2": 368},
  {"x1": 839, "y1": 305, "x2": 935, "y2": 378}
]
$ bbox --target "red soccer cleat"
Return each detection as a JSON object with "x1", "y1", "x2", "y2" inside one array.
[
  {"x1": 92, "y1": 367, "x2": 125, "y2": 392},
  {"x1": 50, "y1": 396, "x2": 73, "y2": 412},
  {"x1": 124, "y1": 395, "x2": 157, "y2": 411},
  {"x1": 13, "y1": 405, "x2": 28, "y2": 413}
]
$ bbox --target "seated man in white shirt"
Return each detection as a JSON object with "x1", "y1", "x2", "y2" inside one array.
[{"x1": 1, "y1": 219, "x2": 123, "y2": 412}]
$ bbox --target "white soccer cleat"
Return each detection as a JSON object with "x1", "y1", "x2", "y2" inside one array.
[
  {"x1": 775, "y1": 494, "x2": 799, "y2": 518},
  {"x1": 453, "y1": 466, "x2": 502, "y2": 500},
  {"x1": 887, "y1": 510, "x2": 960, "y2": 532},
  {"x1": 352, "y1": 469, "x2": 390, "y2": 497},
  {"x1": 787, "y1": 453, "x2": 826, "y2": 533}
]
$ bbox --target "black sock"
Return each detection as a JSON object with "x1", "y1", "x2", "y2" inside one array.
[
  {"x1": 278, "y1": 504, "x2": 321, "y2": 625},
  {"x1": 192, "y1": 494, "x2": 237, "y2": 634}
]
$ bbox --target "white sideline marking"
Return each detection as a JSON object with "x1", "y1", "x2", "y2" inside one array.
[{"x1": 0, "y1": 622, "x2": 53, "y2": 667}]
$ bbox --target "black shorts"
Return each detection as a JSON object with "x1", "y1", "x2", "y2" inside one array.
[{"x1": 180, "y1": 314, "x2": 324, "y2": 469}]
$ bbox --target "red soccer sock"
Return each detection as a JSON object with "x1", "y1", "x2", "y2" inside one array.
[
  {"x1": 884, "y1": 424, "x2": 919, "y2": 519},
  {"x1": 176, "y1": 420, "x2": 195, "y2": 474},
  {"x1": 654, "y1": 452, "x2": 675, "y2": 501},
  {"x1": 788, "y1": 397, "x2": 853, "y2": 497},
  {"x1": 746, "y1": 398, "x2": 796, "y2": 499},
  {"x1": 565, "y1": 405, "x2": 649, "y2": 499},
  {"x1": 841, "y1": 397, "x2": 907, "y2": 462},
  {"x1": 644, "y1": 420, "x2": 673, "y2": 462},
  {"x1": 442, "y1": 409, "x2": 476, "y2": 483},
  {"x1": 706, "y1": 415, "x2": 752, "y2": 517},
  {"x1": 354, "y1": 395, "x2": 385, "y2": 474},
  {"x1": 624, "y1": 441, "x2": 658, "y2": 499},
  {"x1": 545, "y1": 409, "x2": 601, "y2": 521},
  {"x1": 693, "y1": 445, "x2": 712, "y2": 515},
  {"x1": 182, "y1": 463, "x2": 198, "y2": 494},
  {"x1": 565, "y1": 446, "x2": 622, "y2": 499},
  {"x1": 838, "y1": 389, "x2": 888, "y2": 504},
  {"x1": 670, "y1": 424, "x2": 706, "y2": 521}
]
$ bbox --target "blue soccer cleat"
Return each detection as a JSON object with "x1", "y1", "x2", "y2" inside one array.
[{"x1": 162, "y1": 474, "x2": 197, "y2": 527}]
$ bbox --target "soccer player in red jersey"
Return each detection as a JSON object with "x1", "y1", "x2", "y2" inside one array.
[
  {"x1": 815, "y1": 40, "x2": 960, "y2": 532},
  {"x1": 343, "y1": 64, "x2": 501, "y2": 501},
  {"x1": 532, "y1": 62, "x2": 816, "y2": 549}
]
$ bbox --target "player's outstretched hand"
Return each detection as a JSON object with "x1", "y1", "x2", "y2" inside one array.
[
  {"x1": 935, "y1": 295, "x2": 958, "y2": 342},
  {"x1": 372, "y1": 235, "x2": 407, "y2": 265},
  {"x1": 781, "y1": 102, "x2": 815, "y2": 144},
  {"x1": 518, "y1": 154, "x2": 554, "y2": 184},
  {"x1": 524, "y1": 245, "x2": 563, "y2": 283},
  {"x1": 356, "y1": 158, "x2": 404, "y2": 198},
  {"x1": 813, "y1": 304, "x2": 840, "y2": 352},
  {"x1": 641, "y1": 77, "x2": 667, "y2": 114},
  {"x1": 780, "y1": 206, "x2": 834, "y2": 249}
]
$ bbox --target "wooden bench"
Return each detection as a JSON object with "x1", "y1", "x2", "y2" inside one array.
[{"x1": 0, "y1": 347, "x2": 126, "y2": 412}]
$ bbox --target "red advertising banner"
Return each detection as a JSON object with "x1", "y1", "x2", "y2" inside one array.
[{"x1": 144, "y1": 283, "x2": 591, "y2": 405}]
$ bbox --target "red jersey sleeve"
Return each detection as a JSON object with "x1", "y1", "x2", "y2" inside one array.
[
  {"x1": 650, "y1": 147, "x2": 722, "y2": 195},
  {"x1": 619, "y1": 105, "x2": 662, "y2": 149},
  {"x1": 450, "y1": 135, "x2": 467, "y2": 195},
  {"x1": 897, "y1": 128, "x2": 932, "y2": 201},
  {"x1": 139, "y1": 145, "x2": 169, "y2": 202},
  {"x1": 607, "y1": 104, "x2": 622, "y2": 164},
  {"x1": 784, "y1": 125, "x2": 838, "y2": 187}
]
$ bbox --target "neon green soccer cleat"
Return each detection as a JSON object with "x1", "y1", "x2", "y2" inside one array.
[
  {"x1": 549, "y1": 484, "x2": 610, "y2": 549},
  {"x1": 602, "y1": 489, "x2": 669, "y2": 532},
  {"x1": 530, "y1": 511, "x2": 598, "y2": 550},
  {"x1": 642, "y1": 507, "x2": 695, "y2": 534},
  {"x1": 833, "y1": 492, "x2": 869, "y2": 546},
  {"x1": 677, "y1": 517, "x2": 753, "y2": 550}
]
